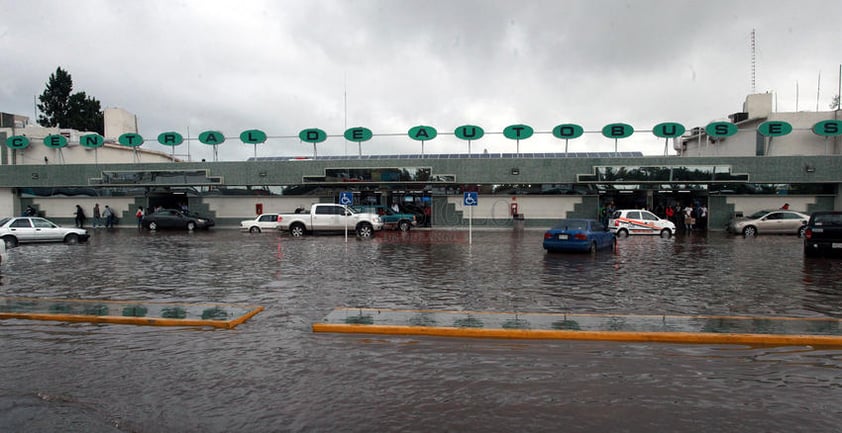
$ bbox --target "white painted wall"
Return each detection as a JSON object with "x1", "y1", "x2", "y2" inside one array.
[
  {"x1": 30, "y1": 197, "x2": 138, "y2": 222},
  {"x1": 0, "y1": 188, "x2": 17, "y2": 217},
  {"x1": 448, "y1": 195, "x2": 584, "y2": 220},
  {"x1": 725, "y1": 196, "x2": 816, "y2": 215},
  {"x1": 104, "y1": 107, "x2": 138, "y2": 139},
  {"x1": 205, "y1": 197, "x2": 322, "y2": 218}
]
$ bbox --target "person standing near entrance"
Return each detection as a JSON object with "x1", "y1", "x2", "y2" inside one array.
[
  {"x1": 92, "y1": 203, "x2": 102, "y2": 228},
  {"x1": 684, "y1": 204, "x2": 695, "y2": 232},
  {"x1": 665, "y1": 204, "x2": 674, "y2": 225},
  {"x1": 103, "y1": 205, "x2": 114, "y2": 228},
  {"x1": 696, "y1": 203, "x2": 708, "y2": 231},
  {"x1": 136, "y1": 207, "x2": 144, "y2": 228}
]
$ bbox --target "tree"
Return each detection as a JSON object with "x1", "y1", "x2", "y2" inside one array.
[
  {"x1": 831, "y1": 94, "x2": 840, "y2": 110},
  {"x1": 67, "y1": 92, "x2": 104, "y2": 133},
  {"x1": 37, "y1": 67, "x2": 104, "y2": 134}
]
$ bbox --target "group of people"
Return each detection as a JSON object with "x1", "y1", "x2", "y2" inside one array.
[
  {"x1": 75, "y1": 204, "x2": 117, "y2": 229},
  {"x1": 664, "y1": 202, "x2": 708, "y2": 232},
  {"x1": 600, "y1": 200, "x2": 708, "y2": 232}
]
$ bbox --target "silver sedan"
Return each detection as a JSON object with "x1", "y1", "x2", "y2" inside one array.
[{"x1": 728, "y1": 210, "x2": 810, "y2": 237}]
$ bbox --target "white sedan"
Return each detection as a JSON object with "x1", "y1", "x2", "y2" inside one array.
[
  {"x1": 240, "y1": 213, "x2": 281, "y2": 233},
  {"x1": 0, "y1": 216, "x2": 90, "y2": 248}
]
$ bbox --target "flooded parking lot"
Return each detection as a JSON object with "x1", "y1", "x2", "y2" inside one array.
[{"x1": 1, "y1": 228, "x2": 842, "y2": 432}]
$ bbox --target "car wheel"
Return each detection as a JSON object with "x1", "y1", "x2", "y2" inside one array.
[
  {"x1": 356, "y1": 222, "x2": 374, "y2": 238},
  {"x1": 798, "y1": 225, "x2": 807, "y2": 238},
  {"x1": 742, "y1": 226, "x2": 757, "y2": 237},
  {"x1": 148, "y1": 222, "x2": 158, "y2": 231},
  {"x1": 289, "y1": 223, "x2": 306, "y2": 237},
  {"x1": 249, "y1": 226, "x2": 261, "y2": 233},
  {"x1": 2, "y1": 236, "x2": 18, "y2": 248},
  {"x1": 617, "y1": 229, "x2": 629, "y2": 238},
  {"x1": 64, "y1": 233, "x2": 79, "y2": 244},
  {"x1": 588, "y1": 242, "x2": 597, "y2": 254},
  {"x1": 187, "y1": 221, "x2": 196, "y2": 231},
  {"x1": 398, "y1": 220, "x2": 411, "y2": 232},
  {"x1": 660, "y1": 228, "x2": 672, "y2": 238}
]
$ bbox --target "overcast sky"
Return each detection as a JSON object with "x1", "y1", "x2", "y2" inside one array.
[{"x1": 2, "y1": 0, "x2": 841, "y2": 161}]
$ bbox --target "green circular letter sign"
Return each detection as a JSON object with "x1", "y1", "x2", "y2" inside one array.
[
  {"x1": 299, "y1": 128, "x2": 327, "y2": 143},
  {"x1": 6, "y1": 135, "x2": 30, "y2": 150},
  {"x1": 80, "y1": 134, "x2": 104, "y2": 148},
  {"x1": 408, "y1": 125, "x2": 437, "y2": 141},
  {"x1": 503, "y1": 124, "x2": 534, "y2": 140},
  {"x1": 757, "y1": 121, "x2": 793, "y2": 137},
  {"x1": 705, "y1": 122, "x2": 738, "y2": 138},
  {"x1": 812, "y1": 120, "x2": 842, "y2": 137},
  {"x1": 240, "y1": 129, "x2": 267, "y2": 144},
  {"x1": 118, "y1": 133, "x2": 144, "y2": 147},
  {"x1": 552, "y1": 124, "x2": 584, "y2": 139},
  {"x1": 601, "y1": 123, "x2": 634, "y2": 139},
  {"x1": 653, "y1": 122, "x2": 686, "y2": 138},
  {"x1": 158, "y1": 132, "x2": 184, "y2": 146},
  {"x1": 43, "y1": 134, "x2": 68, "y2": 148},
  {"x1": 199, "y1": 130, "x2": 225, "y2": 145},
  {"x1": 454, "y1": 125, "x2": 484, "y2": 141},
  {"x1": 344, "y1": 127, "x2": 373, "y2": 142}
]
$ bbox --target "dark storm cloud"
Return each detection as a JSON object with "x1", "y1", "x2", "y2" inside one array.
[{"x1": 1, "y1": 0, "x2": 841, "y2": 160}]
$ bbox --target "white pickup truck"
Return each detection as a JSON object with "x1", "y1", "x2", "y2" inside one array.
[{"x1": 277, "y1": 203, "x2": 384, "y2": 238}]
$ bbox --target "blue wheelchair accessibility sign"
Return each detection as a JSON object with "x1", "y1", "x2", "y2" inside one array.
[
  {"x1": 463, "y1": 192, "x2": 478, "y2": 206},
  {"x1": 339, "y1": 192, "x2": 353, "y2": 206}
]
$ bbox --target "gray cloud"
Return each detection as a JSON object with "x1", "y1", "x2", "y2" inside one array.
[{"x1": 2, "y1": 0, "x2": 840, "y2": 161}]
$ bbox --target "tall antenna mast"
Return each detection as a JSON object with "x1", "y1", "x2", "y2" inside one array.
[{"x1": 750, "y1": 29, "x2": 756, "y2": 93}]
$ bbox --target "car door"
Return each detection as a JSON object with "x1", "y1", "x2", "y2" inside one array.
[
  {"x1": 7, "y1": 217, "x2": 37, "y2": 242},
  {"x1": 31, "y1": 217, "x2": 63, "y2": 241},
  {"x1": 759, "y1": 212, "x2": 785, "y2": 233},
  {"x1": 640, "y1": 211, "x2": 662, "y2": 232},
  {"x1": 151, "y1": 210, "x2": 177, "y2": 228},
  {"x1": 625, "y1": 211, "x2": 645, "y2": 233},
  {"x1": 258, "y1": 214, "x2": 279, "y2": 230},
  {"x1": 312, "y1": 205, "x2": 341, "y2": 230},
  {"x1": 781, "y1": 211, "x2": 808, "y2": 233}
]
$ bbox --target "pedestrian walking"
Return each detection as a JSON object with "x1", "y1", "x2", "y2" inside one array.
[
  {"x1": 74, "y1": 205, "x2": 86, "y2": 228},
  {"x1": 103, "y1": 205, "x2": 114, "y2": 228},
  {"x1": 93, "y1": 203, "x2": 102, "y2": 228}
]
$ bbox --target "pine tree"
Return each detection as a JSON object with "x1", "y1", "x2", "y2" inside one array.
[{"x1": 37, "y1": 67, "x2": 104, "y2": 134}]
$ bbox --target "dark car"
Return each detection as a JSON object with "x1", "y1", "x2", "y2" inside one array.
[
  {"x1": 543, "y1": 218, "x2": 616, "y2": 253},
  {"x1": 352, "y1": 205, "x2": 417, "y2": 231},
  {"x1": 142, "y1": 209, "x2": 214, "y2": 231},
  {"x1": 803, "y1": 211, "x2": 842, "y2": 257}
]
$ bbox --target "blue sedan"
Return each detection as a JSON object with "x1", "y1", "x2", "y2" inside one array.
[{"x1": 543, "y1": 219, "x2": 616, "y2": 253}]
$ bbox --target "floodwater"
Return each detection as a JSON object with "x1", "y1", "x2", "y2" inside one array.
[{"x1": 1, "y1": 228, "x2": 842, "y2": 432}]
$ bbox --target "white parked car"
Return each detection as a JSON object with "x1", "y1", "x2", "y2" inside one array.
[
  {"x1": 0, "y1": 216, "x2": 90, "y2": 248},
  {"x1": 240, "y1": 213, "x2": 281, "y2": 233},
  {"x1": 608, "y1": 209, "x2": 676, "y2": 237}
]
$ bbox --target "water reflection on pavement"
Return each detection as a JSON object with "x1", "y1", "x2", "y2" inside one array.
[{"x1": 1, "y1": 228, "x2": 842, "y2": 432}]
